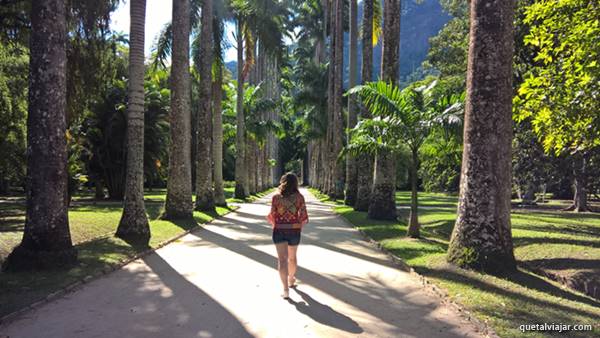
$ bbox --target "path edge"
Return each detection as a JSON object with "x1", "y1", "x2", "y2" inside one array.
[{"x1": 323, "y1": 199, "x2": 499, "y2": 338}]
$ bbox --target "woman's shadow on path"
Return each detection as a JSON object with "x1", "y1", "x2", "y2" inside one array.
[{"x1": 286, "y1": 286, "x2": 363, "y2": 334}]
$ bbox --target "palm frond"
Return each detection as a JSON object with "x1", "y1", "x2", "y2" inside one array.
[{"x1": 151, "y1": 23, "x2": 172, "y2": 70}]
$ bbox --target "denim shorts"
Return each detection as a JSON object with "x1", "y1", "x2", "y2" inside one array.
[{"x1": 272, "y1": 229, "x2": 301, "y2": 246}]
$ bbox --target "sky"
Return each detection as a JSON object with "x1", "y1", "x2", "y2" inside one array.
[{"x1": 110, "y1": 0, "x2": 237, "y2": 62}]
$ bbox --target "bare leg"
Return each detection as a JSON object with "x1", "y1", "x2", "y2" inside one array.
[
  {"x1": 275, "y1": 242, "x2": 289, "y2": 297},
  {"x1": 288, "y1": 244, "x2": 298, "y2": 287}
]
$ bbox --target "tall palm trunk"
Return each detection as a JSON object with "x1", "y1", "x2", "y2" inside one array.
[
  {"x1": 447, "y1": 0, "x2": 516, "y2": 273},
  {"x1": 195, "y1": 0, "x2": 215, "y2": 211},
  {"x1": 354, "y1": 0, "x2": 374, "y2": 212},
  {"x1": 234, "y1": 21, "x2": 247, "y2": 198},
  {"x1": 331, "y1": 0, "x2": 345, "y2": 199},
  {"x1": 3, "y1": 0, "x2": 77, "y2": 271},
  {"x1": 213, "y1": 62, "x2": 227, "y2": 206},
  {"x1": 116, "y1": 0, "x2": 150, "y2": 244},
  {"x1": 406, "y1": 147, "x2": 420, "y2": 237},
  {"x1": 163, "y1": 0, "x2": 193, "y2": 219},
  {"x1": 344, "y1": 0, "x2": 359, "y2": 206},
  {"x1": 368, "y1": 0, "x2": 400, "y2": 221},
  {"x1": 324, "y1": 0, "x2": 334, "y2": 196}
]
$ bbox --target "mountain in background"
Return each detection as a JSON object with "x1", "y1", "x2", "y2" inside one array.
[{"x1": 226, "y1": 0, "x2": 451, "y2": 86}]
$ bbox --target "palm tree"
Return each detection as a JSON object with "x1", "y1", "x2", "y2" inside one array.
[
  {"x1": 163, "y1": 0, "x2": 193, "y2": 219},
  {"x1": 227, "y1": 0, "x2": 285, "y2": 198},
  {"x1": 344, "y1": 0, "x2": 358, "y2": 206},
  {"x1": 195, "y1": 0, "x2": 216, "y2": 211},
  {"x1": 116, "y1": 0, "x2": 151, "y2": 243},
  {"x1": 349, "y1": 80, "x2": 464, "y2": 238},
  {"x1": 3, "y1": 0, "x2": 77, "y2": 271},
  {"x1": 447, "y1": 0, "x2": 517, "y2": 273},
  {"x1": 354, "y1": 0, "x2": 376, "y2": 212},
  {"x1": 368, "y1": 0, "x2": 400, "y2": 220}
]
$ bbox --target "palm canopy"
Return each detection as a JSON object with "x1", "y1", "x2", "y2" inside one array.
[
  {"x1": 223, "y1": 81, "x2": 280, "y2": 144},
  {"x1": 227, "y1": 0, "x2": 289, "y2": 79},
  {"x1": 345, "y1": 79, "x2": 464, "y2": 156}
]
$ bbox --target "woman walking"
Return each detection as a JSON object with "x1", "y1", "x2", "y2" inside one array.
[{"x1": 267, "y1": 172, "x2": 309, "y2": 299}]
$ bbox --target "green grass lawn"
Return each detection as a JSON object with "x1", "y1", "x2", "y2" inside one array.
[
  {"x1": 325, "y1": 190, "x2": 600, "y2": 337},
  {"x1": 0, "y1": 184, "x2": 280, "y2": 318}
]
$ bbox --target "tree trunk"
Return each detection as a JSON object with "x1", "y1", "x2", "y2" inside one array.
[
  {"x1": 234, "y1": 21, "x2": 247, "y2": 199},
  {"x1": 330, "y1": 0, "x2": 345, "y2": 199},
  {"x1": 213, "y1": 62, "x2": 226, "y2": 206},
  {"x1": 116, "y1": 0, "x2": 151, "y2": 244},
  {"x1": 565, "y1": 153, "x2": 589, "y2": 212},
  {"x1": 163, "y1": 0, "x2": 193, "y2": 219},
  {"x1": 406, "y1": 148, "x2": 420, "y2": 237},
  {"x1": 247, "y1": 137, "x2": 257, "y2": 195},
  {"x1": 344, "y1": 0, "x2": 359, "y2": 206},
  {"x1": 368, "y1": 0, "x2": 400, "y2": 220},
  {"x1": 354, "y1": 0, "x2": 374, "y2": 212},
  {"x1": 195, "y1": 0, "x2": 215, "y2": 212},
  {"x1": 368, "y1": 150, "x2": 397, "y2": 220},
  {"x1": 3, "y1": 0, "x2": 77, "y2": 271},
  {"x1": 94, "y1": 178, "x2": 105, "y2": 200},
  {"x1": 447, "y1": 0, "x2": 516, "y2": 273}
]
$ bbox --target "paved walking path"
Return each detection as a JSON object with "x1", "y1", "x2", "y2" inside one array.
[{"x1": 0, "y1": 189, "x2": 485, "y2": 338}]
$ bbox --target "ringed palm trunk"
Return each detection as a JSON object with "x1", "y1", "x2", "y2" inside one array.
[
  {"x1": 163, "y1": 0, "x2": 193, "y2": 219},
  {"x1": 447, "y1": 0, "x2": 516, "y2": 273},
  {"x1": 344, "y1": 0, "x2": 359, "y2": 206},
  {"x1": 3, "y1": 0, "x2": 77, "y2": 271},
  {"x1": 116, "y1": 0, "x2": 151, "y2": 244},
  {"x1": 324, "y1": 0, "x2": 334, "y2": 196},
  {"x1": 247, "y1": 136, "x2": 257, "y2": 195},
  {"x1": 234, "y1": 21, "x2": 247, "y2": 199},
  {"x1": 406, "y1": 147, "x2": 420, "y2": 237},
  {"x1": 354, "y1": 0, "x2": 374, "y2": 212},
  {"x1": 368, "y1": 0, "x2": 400, "y2": 221},
  {"x1": 195, "y1": 0, "x2": 215, "y2": 211},
  {"x1": 332, "y1": 0, "x2": 345, "y2": 199},
  {"x1": 213, "y1": 63, "x2": 227, "y2": 206}
]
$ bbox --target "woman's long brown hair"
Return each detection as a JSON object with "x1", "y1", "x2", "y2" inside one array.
[{"x1": 279, "y1": 172, "x2": 299, "y2": 197}]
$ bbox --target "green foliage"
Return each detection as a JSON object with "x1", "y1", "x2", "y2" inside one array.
[
  {"x1": 423, "y1": 16, "x2": 468, "y2": 78},
  {"x1": 80, "y1": 48, "x2": 170, "y2": 198},
  {"x1": 0, "y1": 43, "x2": 28, "y2": 193},
  {"x1": 514, "y1": 0, "x2": 600, "y2": 155},
  {"x1": 346, "y1": 78, "x2": 464, "y2": 156}
]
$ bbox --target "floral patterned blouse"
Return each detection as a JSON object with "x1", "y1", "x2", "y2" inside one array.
[{"x1": 267, "y1": 192, "x2": 309, "y2": 231}]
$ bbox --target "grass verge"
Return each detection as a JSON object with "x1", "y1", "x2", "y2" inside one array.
[{"x1": 331, "y1": 191, "x2": 600, "y2": 337}]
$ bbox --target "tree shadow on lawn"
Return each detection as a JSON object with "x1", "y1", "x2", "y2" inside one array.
[
  {"x1": 513, "y1": 209, "x2": 600, "y2": 221},
  {"x1": 0, "y1": 217, "x2": 24, "y2": 233},
  {"x1": 514, "y1": 236, "x2": 600, "y2": 249},
  {"x1": 524, "y1": 258, "x2": 600, "y2": 270},
  {"x1": 520, "y1": 258, "x2": 600, "y2": 301},
  {"x1": 512, "y1": 222, "x2": 600, "y2": 237},
  {"x1": 416, "y1": 265, "x2": 600, "y2": 323}
]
